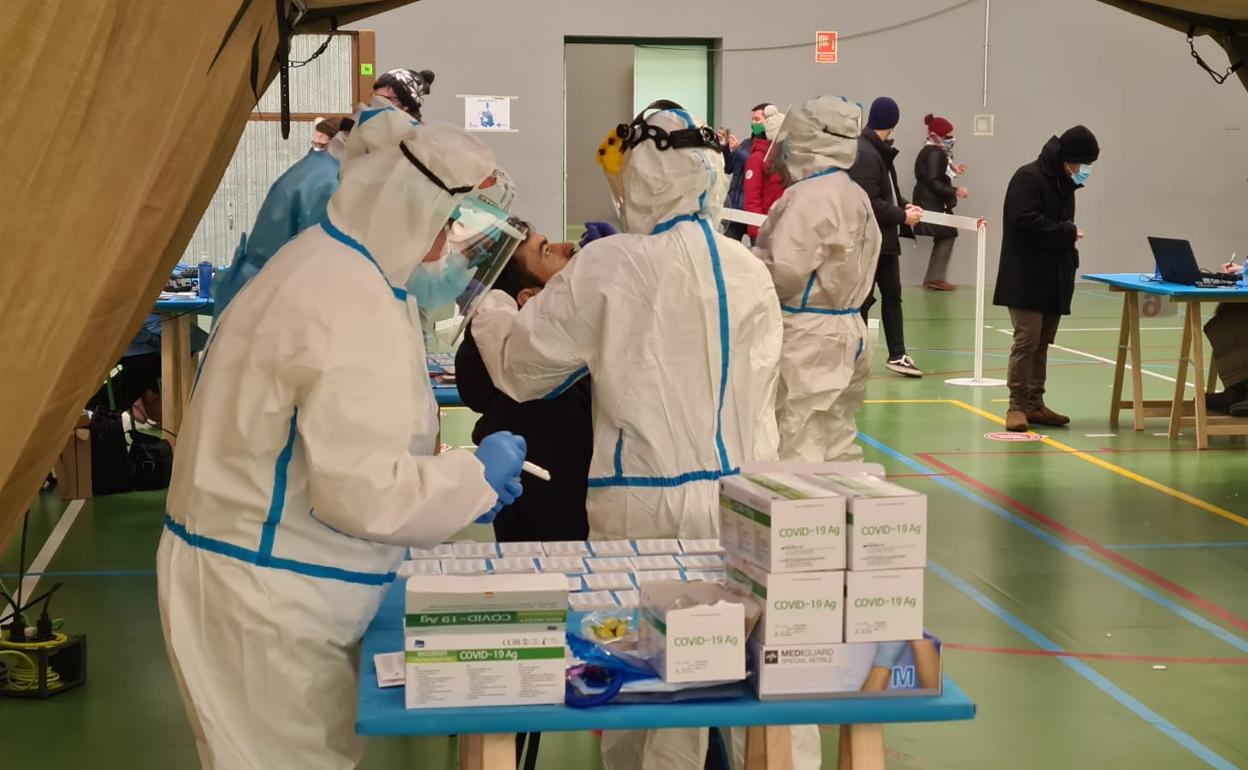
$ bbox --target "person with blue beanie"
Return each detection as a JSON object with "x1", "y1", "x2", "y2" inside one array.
[{"x1": 850, "y1": 97, "x2": 925, "y2": 378}]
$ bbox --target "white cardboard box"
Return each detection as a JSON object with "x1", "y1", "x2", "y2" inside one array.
[
  {"x1": 806, "y1": 473, "x2": 926, "y2": 571},
  {"x1": 720, "y1": 473, "x2": 846, "y2": 573},
  {"x1": 404, "y1": 574, "x2": 567, "y2": 635},
  {"x1": 844, "y1": 569, "x2": 924, "y2": 642},
  {"x1": 404, "y1": 630, "x2": 566, "y2": 709},
  {"x1": 639, "y1": 582, "x2": 746, "y2": 683},
  {"x1": 726, "y1": 557, "x2": 844, "y2": 645},
  {"x1": 750, "y1": 637, "x2": 942, "y2": 700}
]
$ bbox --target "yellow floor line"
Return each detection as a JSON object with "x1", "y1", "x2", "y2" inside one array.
[
  {"x1": 944, "y1": 399, "x2": 1248, "y2": 529},
  {"x1": 862, "y1": 399, "x2": 951, "y2": 404}
]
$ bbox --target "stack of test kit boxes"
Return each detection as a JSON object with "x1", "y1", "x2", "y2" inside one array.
[
  {"x1": 403, "y1": 573, "x2": 568, "y2": 709},
  {"x1": 718, "y1": 468, "x2": 932, "y2": 700}
]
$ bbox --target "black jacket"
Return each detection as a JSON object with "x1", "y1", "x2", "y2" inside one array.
[
  {"x1": 849, "y1": 131, "x2": 912, "y2": 255},
  {"x1": 913, "y1": 145, "x2": 960, "y2": 240},
  {"x1": 992, "y1": 136, "x2": 1081, "y2": 315},
  {"x1": 457, "y1": 325, "x2": 592, "y2": 542}
]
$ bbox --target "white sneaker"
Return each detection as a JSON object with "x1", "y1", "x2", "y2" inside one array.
[{"x1": 887, "y1": 354, "x2": 923, "y2": 378}]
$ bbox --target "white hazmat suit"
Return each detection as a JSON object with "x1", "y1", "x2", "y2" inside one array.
[
  {"x1": 471, "y1": 105, "x2": 817, "y2": 770},
  {"x1": 753, "y1": 96, "x2": 882, "y2": 462},
  {"x1": 157, "y1": 111, "x2": 500, "y2": 770}
]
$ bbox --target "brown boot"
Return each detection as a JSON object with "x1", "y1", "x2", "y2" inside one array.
[
  {"x1": 1027, "y1": 405, "x2": 1070, "y2": 426},
  {"x1": 1005, "y1": 410, "x2": 1029, "y2": 432}
]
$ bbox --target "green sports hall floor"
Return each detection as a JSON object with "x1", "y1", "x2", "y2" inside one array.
[{"x1": 3, "y1": 284, "x2": 1246, "y2": 770}]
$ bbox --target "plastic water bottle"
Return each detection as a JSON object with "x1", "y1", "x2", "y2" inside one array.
[{"x1": 198, "y1": 257, "x2": 213, "y2": 299}]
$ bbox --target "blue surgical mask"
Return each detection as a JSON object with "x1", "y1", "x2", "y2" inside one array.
[
  {"x1": 406, "y1": 250, "x2": 474, "y2": 311},
  {"x1": 1071, "y1": 164, "x2": 1092, "y2": 186},
  {"x1": 941, "y1": 137, "x2": 955, "y2": 151}
]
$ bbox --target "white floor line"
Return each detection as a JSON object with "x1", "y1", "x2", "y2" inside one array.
[
  {"x1": 1055, "y1": 326, "x2": 1182, "y2": 332},
  {"x1": 986, "y1": 326, "x2": 1190, "y2": 388},
  {"x1": 1, "y1": 499, "x2": 84, "y2": 621}
]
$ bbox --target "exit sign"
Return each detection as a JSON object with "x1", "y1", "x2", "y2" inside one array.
[{"x1": 815, "y1": 31, "x2": 838, "y2": 64}]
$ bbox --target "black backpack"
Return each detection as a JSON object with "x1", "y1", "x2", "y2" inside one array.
[
  {"x1": 129, "y1": 430, "x2": 174, "y2": 491},
  {"x1": 89, "y1": 410, "x2": 133, "y2": 495}
]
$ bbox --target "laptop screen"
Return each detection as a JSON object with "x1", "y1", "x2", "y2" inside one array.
[{"x1": 1147, "y1": 237, "x2": 1201, "y2": 285}]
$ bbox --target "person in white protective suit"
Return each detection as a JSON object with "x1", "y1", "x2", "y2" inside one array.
[
  {"x1": 753, "y1": 96, "x2": 882, "y2": 462},
  {"x1": 157, "y1": 107, "x2": 529, "y2": 770},
  {"x1": 470, "y1": 101, "x2": 821, "y2": 770}
]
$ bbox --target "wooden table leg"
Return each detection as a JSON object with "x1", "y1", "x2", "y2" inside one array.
[
  {"x1": 744, "y1": 725, "x2": 795, "y2": 770},
  {"x1": 835, "y1": 724, "x2": 884, "y2": 770},
  {"x1": 1169, "y1": 304, "x2": 1194, "y2": 439},
  {"x1": 1109, "y1": 293, "x2": 1130, "y2": 429},
  {"x1": 458, "y1": 733, "x2": 516, "y2": 770},
  {"x1": 160, "y1": 313, "x2": 194, "y2": 448},
  {"x1": 1127, "y1": 291, "x2": 1145, "y2": 431},
  {"x1": 1207, "y1": 355, "x2": 1219, "y2": 393},
  {"x1": 1190, "y1": 302, "x2": 1209, "y2": 450}
]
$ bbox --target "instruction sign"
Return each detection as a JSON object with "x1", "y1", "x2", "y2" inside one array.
[
  {"x1": 461, "y1": 95, "x2": 515, "y2": 132},
  {"x1": 815, "y1": 31, "x2": 838, "y2": 64}
]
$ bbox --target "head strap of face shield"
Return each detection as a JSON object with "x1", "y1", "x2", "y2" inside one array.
[
  {"x1": 399, "y1": 140, "x2": 475, "y2": 195},
  {"x1": 614, "y1": 100, "x2": 721, "y2": 154}
]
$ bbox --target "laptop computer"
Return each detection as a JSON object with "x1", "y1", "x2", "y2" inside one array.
[{"x1": 1147, "y1": 237, "x2": 1238, "y2": 287}]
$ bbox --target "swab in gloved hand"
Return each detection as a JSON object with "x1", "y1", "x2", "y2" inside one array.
[{"x1": 522, "y1": 461, "x2": 551, "y2": 481}]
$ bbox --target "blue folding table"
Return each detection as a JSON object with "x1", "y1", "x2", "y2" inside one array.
[
  {"x1": 357, "y1": 586, "x2": 975, "y2": 769},
  {"x1": 1082, "y1": 274, "x2": 1248, "y2": 448}
]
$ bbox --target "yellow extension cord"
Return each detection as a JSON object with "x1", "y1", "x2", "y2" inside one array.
[{"x1": 0, "y1": 632, "x2": 68, "y2": 692}]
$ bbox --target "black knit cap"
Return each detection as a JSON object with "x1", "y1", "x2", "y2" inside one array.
[{"x1": 1059, "y1": 125, "x2": 1100, "y2": 163}]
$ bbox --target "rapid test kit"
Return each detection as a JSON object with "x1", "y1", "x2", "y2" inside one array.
[{"x1": 403, "y1": 573, "x2": 568, "y2": 709}]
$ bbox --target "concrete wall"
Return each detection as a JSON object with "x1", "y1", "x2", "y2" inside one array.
[
  {"x1": 360, "y1": 0, "x2": 1248, "y2": 285},
  {"x1": 564, "y1": 43, "x2": 635, "y2": 227}
]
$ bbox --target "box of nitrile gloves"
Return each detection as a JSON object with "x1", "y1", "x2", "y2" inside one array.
[{"x1": 719, "y1": 473, "x2": 846, "y2": 573}]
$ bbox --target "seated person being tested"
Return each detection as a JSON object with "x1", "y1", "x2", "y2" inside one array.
[{"x1": 457, "y1": 224, "x2": 593, "y2": 542}]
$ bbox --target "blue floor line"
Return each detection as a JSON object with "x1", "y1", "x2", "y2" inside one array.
[
  {"x1": 929, "y1": 561, "x2": 1236, "y2": 769},
  {"x1": 856, "y1": 432, "x2": 1248, "y2": 655}
]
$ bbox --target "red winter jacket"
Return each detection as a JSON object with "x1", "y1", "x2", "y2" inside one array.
[{"x1": 743, "y1": 137, "x2": 784, "y2": 239}]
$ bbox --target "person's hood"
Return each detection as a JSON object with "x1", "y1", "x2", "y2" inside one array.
[
  {"x1": 771, "y1": 95, "x2": 862, "y2": 182},
  {"x1": 327, "y1": 118, "x2": 494, "y2": 288},
  {"x1": 1037, "y1": 135, "x2": 1078, "y2": 192},
  {"x1": 618, "y1": 107, "x2": 727, "y2": 234}
]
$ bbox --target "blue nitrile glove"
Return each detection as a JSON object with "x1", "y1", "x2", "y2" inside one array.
[
  {"x1": 579, "y1": 221, "x2": 618, "y2": 248},
  {"x1": 474, "y1": 432, "x2": 527, "y2": 523}
]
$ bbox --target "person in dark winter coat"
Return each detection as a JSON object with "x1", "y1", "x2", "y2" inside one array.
[
  {"x1": 723, "y1": 103, "x2": 772, "y2": 241},
  {"x1": 458, "y1": 227, "x2": 592, "y2": 542},
  {"x1": 743, "y1": 106, "x2": 786, "y2": 240},
  {"x1": 912, "y1": 114, "x2": 969, "y2": 291},
  {"x1": 850, "y1": 96, "x2": 925, "y2": 378},
  {"x1": 993, "y1": 126, "x2": 1099, "y2": 432}
]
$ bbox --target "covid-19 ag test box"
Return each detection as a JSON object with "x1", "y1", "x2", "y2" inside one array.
[
  {"x1": 404, "y1": 629, "x2": 566, "y2": 708},
  {"x1": 404, "y1": 574, "x2": 568, "y2": 635},
  {"x1": 843, "y1": 568, "x2": 924, "y2": 642},
  {"x1": 726, "y1": 556, "x2": 844, "y2": 645},
  {"x1": 806, "y1": 473, "x2": 926, "y2": 571},
  {"x1": 719, "y1": 473, "x2": 846, "y2": 573}
]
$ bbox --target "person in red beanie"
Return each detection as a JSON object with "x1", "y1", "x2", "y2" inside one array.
[
  {"x1": 743, "y1": 105, "x2": 786, "y2": 240},
  {"x1": 913, "y1": 114, "x2": 969, "y2": 291}
]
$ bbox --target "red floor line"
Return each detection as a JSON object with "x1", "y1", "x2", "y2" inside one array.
[
  {"x1": 944, "y1": 642, "x2": 1248, "y2": 665},
  {"x1": 916, "y1": 452, "x2": 1248, "y2": 635}
]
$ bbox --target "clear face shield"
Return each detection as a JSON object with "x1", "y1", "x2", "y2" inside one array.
[
  {"x1": 445, "y1": 193, "x2": 529, "y2": 342},
  {"x1": 763, "y1": 103, "x2": 862, "y2": 187},
  {"x1": 596, "y1": 99, "x2": 724, "y2": 230}
]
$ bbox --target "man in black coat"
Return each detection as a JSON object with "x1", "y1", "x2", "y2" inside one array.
[
  {"x1": 850, "y1": 97, "x2": 925, "y2": 378},
  {"x1": 457, "y1": 227, "x2": 592, "y2": 542},
  {"x1": 993, "y1": 126, "x2": 1100, "y2": 432}
]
